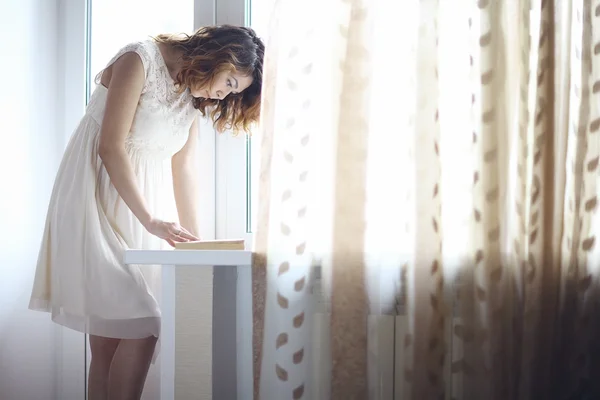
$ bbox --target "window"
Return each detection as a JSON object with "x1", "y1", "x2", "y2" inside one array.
[
  {"x1": 86, "y1": 0, "x2": 194, "y2": 100},
  {"x1": 83, "y1": 2, "x2": 196, "y2": 398},
  {"x1": 61, "y1": 1, "x2": 264, "y2": 398},
  {"x1": 214, "y1": 0, "x2": 277, "y2": 242},
  {"x1": 84, "y1": 0, "x2": 219, "y2": 242}
]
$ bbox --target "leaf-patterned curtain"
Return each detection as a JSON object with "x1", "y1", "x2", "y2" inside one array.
[{"x1": 251, "y1": 0, "x2": 600, "y2": 399}]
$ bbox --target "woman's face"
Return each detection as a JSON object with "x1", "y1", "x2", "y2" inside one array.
[{"x1": 191, "y1": 70, "x2": 253, "y2": 100}]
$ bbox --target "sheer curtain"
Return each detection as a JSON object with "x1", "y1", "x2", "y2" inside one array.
[{"x1": 252, "y1": 0, "x2": 600, "y2": 399}]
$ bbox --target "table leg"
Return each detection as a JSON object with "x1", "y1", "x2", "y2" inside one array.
[{"x1": 161, "y1": 265, "x2": 176, "y2": 400}]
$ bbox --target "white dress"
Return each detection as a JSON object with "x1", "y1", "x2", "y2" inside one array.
[{"x1": 29, "y1": 40, "x2": 198, "y2": 343}]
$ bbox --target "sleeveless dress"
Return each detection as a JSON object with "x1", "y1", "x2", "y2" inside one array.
[{"x1": 28, "y1": 40, "x2": 198, "y2": 345}]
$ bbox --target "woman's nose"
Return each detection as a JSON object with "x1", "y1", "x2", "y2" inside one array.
[{"x1": 216, "y1": 88, "x2": 231, "y2": 100}]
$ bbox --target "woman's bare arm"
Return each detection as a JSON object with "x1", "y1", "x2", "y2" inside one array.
[
  {"x1": 172, "y1": 117, "x2": 201, "y2": 238},
  {"x1": 97, "y1": 52, "x2": 198, "y2": 244},
  {"x1": 98, "y1": 52, "x2": 154, "y2": 228}
]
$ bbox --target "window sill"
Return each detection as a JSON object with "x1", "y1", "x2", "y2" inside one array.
[{"x1": 123, "y1": 249, "x2": 252, "y2": 266}]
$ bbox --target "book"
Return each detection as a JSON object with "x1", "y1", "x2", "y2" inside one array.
[{"x1": 174, "y1": 239, "x2": 245, "y2": 250}]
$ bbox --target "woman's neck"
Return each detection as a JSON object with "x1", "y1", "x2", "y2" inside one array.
[{"x1": 157, "y1": 42, "x2": 183, "y2": 82}]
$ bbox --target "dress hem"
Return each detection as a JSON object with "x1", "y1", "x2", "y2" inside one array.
[{"x1": 29, "y1": 297, "x2": 161, "y2": 363}]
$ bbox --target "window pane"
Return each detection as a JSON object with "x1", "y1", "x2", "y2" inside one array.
[
  {"x1": 87, "y1": 0, "x2": 194, "y2": 97},
  {"x1": 246, "y1": 0, "x2": 276, "y2": 233},
  {"x1": 248, "y1": 0, "x2": 276, "y2": 38}
]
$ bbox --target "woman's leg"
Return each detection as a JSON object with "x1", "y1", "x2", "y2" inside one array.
[
  {"x1": 107, "y1": 336, "x2": 158, "y2": 400},
  {"x1": 88, "y1": 335, "x2": 121, "y2": 400}
]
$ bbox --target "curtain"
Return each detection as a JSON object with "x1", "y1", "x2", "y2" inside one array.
[{"x1": 252, "y1": 0, "x2": 600, "y2": 399}]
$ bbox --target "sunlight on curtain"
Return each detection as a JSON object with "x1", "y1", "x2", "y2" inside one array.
[
  {"x1": 248, "y1": 0, "x2": 278, "y2": 233},
  {"x1": 252, "y1": 0, "x2": 600, "y2": 399}
]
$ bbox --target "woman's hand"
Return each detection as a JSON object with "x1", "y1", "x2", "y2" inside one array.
[{"x1": 144, "y1": 218, "x2": 199, "y2": 247}]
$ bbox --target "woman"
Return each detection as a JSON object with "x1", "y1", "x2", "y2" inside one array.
[{"x1": 29, "y1": 25, "x2": 264, "y2": 400}]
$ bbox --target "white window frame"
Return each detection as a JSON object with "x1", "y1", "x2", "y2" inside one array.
[
  {"x1": 216, "y1": 132, "x2": 252, "y2": 242},
  {"x1": 213, "y1": 2, "x2": 257, "y2": 398},
  {"x1": 214, "y1": 0, "x2": 254, "y2": 247}
]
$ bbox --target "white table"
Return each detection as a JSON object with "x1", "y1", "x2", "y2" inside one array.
[{"x1": 124, "y1": 249, "x2": 253, "y2": 400}]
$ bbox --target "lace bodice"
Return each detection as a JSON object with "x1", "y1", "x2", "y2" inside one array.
[{"x1": 86, "y1": 40, "x2": 198, "y2": 159}]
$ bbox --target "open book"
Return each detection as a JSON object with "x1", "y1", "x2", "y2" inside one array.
[{"x1": 174, "y1": 239, "x2": 245, "y2": 250}]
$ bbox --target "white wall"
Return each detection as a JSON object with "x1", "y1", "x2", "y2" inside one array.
[{"x1": 0, "y1": 0, "x2": 63, "y2": 398}]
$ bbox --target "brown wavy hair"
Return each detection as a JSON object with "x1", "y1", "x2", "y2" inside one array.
[{"x1": 155, "y1": 25, "x2": 265, "y2": 133}]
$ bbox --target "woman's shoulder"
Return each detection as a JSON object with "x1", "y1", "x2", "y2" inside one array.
[
  {"x1": 112, "y1": 40, "x2": 158, "y2": 73},
  {"x1": 94, "y1": 40, "x2": 163, "y2": 93}
]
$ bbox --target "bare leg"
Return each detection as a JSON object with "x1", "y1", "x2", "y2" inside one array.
[
  {"x1": 107, "y1": 336, "x2": 158, "y2": 400},
  {"x1": 88, "y1": 335, "x2": 121, "y2": 400}
]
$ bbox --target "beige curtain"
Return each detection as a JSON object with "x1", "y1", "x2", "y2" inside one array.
[{"x1": 252, "y1": 0, "x2": 600, "y2": 399}]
